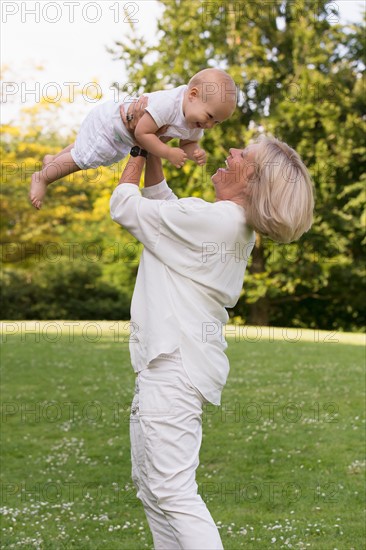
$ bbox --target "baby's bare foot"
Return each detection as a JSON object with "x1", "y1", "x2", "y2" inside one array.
[
  {"x1": 42, "y1": 154, "x2": 54, "y2": 168},
  {"x1": 29, "y1": 172, "x2": 47, "y2": 209}
]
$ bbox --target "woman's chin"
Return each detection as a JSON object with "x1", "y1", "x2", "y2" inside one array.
[{"x1": 212, "y1": 168, "x2": 228, "y2": 185}]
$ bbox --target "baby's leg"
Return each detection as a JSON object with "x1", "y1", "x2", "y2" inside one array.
[
  {"x1": 43, "y1": 143, "x2": 75, "y2": 167},
  {"x1": 30, "y1": 151, "x2": 80, "y2": 210}
]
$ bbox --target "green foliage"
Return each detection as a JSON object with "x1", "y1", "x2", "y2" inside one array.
[
  {"x1": 1, "y1": 261, "x2": 131, "y2": 320},
  {"x1": 1, "y1": 103, "x2": 140, "y2": 320}
]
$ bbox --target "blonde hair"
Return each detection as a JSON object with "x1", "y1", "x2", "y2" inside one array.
[{"x1": 245, "y1": 136, "x2": 314, "y2": 243}]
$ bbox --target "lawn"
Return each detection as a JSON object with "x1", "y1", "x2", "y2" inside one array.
[{"x1": 0, "y1": 322, "x2": 365, "y2": 549}]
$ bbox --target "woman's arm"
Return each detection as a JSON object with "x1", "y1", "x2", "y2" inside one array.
[
  {"x1": 144, "y1": 154, "x2": 164, "y2": 188},
  {"x1": 143, "y1": 152, "x2": 178, "y2": 201},
  {"x1": 115, "y1": 141, "x2": 169, "y2": 190},
  {"x1": 116, "y1": 155, "x2": 146, "y2": 188}
]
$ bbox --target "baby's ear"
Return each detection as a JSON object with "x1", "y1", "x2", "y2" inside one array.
[{"x1": 189, "y1": 87, "x2": 199, "y2": 99}]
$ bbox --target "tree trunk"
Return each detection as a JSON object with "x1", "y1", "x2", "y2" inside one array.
[{"x1": 248, "y1": 234, "x2": 270, "y2": 326}]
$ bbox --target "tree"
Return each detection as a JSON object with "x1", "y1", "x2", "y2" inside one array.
[
  {"x1": 1, "y1": 93, "x2": 141, "y2": 320},
  {"x1": 112, "y1": 0, "x2": 365, "y2": 330}
]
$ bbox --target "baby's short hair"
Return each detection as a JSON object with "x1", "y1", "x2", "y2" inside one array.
[
  {"x1": 245, "y1": 136, "x2": 315, "y2": 243},
  {"x1": 189, "y1": 68, "x2": 235, "y2": 89},
  {"x1": 188, "y1": 68, "x2": 237, "y2": 106}
]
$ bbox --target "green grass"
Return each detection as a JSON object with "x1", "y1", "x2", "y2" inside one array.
[{"x1": 0, "y1": 322, "x2": 365, "y2": 549}]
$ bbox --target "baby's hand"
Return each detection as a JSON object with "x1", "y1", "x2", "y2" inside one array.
[
  {"x1": 167, "y1": 147, "x2": 187, "y2": 168},
  {"x1": 192, "y1": 148, "x2": 207, "y2": 166}
]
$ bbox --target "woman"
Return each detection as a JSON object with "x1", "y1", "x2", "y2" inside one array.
[{"x1": 110, "y1": 104, "x2": 314, "y2": 549}]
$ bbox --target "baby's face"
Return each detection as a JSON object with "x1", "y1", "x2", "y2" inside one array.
[{"x1": 183, "y1": 89, "x2": 236, "y2": 130}]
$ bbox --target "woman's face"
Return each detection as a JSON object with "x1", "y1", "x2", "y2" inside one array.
[{"x1": 211, "y1": 144, "x2": 260, "y2": 204}]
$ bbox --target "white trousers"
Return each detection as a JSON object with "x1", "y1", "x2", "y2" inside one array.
[{"x1": 129, "y1": 350, "x2": 224, "y2": 550}]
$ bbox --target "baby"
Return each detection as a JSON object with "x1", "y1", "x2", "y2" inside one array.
[{"x1": 29, "y1": 68, "x2": 237, "y2": 209}]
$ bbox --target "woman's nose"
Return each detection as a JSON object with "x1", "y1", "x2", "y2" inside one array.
[{"x1": 229, "y1": 148, "x2": 240, "y2": 157}]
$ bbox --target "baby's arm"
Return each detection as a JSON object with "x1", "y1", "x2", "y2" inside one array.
[
  {"x1": 135, "y1": 112, "x2": 187, "y2": 168},
  {"x1": 179, "y1": 140, "x2": 207, "y2": 166}
]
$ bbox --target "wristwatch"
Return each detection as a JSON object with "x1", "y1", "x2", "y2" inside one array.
[{"x1": 130, "y1": 146, "x2": 148, "y2": 158}]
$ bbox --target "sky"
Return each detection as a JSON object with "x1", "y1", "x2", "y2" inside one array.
[{"x1": 1, "y1": 0, "x2": 364, "y2": 128}]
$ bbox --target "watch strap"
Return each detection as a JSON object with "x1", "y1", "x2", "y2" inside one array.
[{"x1": 130, "y1": 146, "x2": 148, "y2": 158}]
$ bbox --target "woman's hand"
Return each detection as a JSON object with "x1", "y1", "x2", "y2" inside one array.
[
  {"x1": 120, "y1": 96, "x2": 148, "y2": 134},
  {"x1": 120, "y1": 96, "x2": 169, "y2": 143}
]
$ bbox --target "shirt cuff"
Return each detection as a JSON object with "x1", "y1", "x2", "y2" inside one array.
[
  {"x1": 141, "y1": 179, "x2": 169, "y2": 198},
  {"x1": 112, "y1": 183, "x2": 141, "y2": 197}
]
